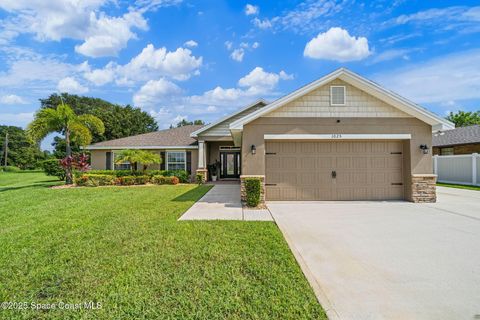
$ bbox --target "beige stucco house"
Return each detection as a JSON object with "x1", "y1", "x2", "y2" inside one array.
[{"x1": 86, "y1": 68, "x2": 453, "y2": 202}]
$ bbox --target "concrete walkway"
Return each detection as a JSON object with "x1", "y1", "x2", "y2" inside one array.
[{"x1": 179, "y1": 184, "x2": 273, "y2": 221}]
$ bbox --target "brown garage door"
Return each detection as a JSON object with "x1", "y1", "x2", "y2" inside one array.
[{"x1": 265, "y1": 141, "x2": 404, "y2": 200}]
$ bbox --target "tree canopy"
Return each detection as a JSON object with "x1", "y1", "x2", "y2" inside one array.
[
  {"x1": 40, "y1": 93, "x2": 158, "y2": 148},
  {"x1": 27, "y1": 103, "x2": 104, "y2": 184},
  {"x1": 446, "y1": 110, "x2": 480, "y2": 127},
  {"x1": 171, "y1": 119, "x2": 205, "y2": 128},
  {"x1": 0, "y1": 125, "x2": 47, "y2": 169}
]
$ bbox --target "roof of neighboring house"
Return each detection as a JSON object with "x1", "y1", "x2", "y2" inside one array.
[
  {"x1": 229, "y1": 68, "x2": 454, "y2": 132},
  {"x1": 433, "y1": 125, "x2": 480, "y2": 147},
  {"x1": 86, "y1": 125, "x2": 203, "y2": 150}
]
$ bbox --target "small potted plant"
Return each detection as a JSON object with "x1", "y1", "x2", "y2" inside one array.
[{"x1": 207, "y1": 161, "x2": 219, "y2": 181}]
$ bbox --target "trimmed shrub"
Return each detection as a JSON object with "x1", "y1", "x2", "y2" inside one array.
[
  {"x1": 117, "y1": 176, "x2": 137, "y2": 186},
  {"x1": 152, "y1": 175, "x2": 179, "y2": 185},
  {"x1": 41, "y1": 159, "x2": 66, "y2": 180},
  {"x1": 163, "y1": 170, "x2": 189, "y2": 183},
  {"x1": 75, "y1": 174, "x2": 116, "y2": 187},
  {"x1": 135, "y1": 175, "x2": 150, "y2": 184},
  {"x1": 244, "y1": 178, "x2": 261, "y2": 207},
  {"x1": 196, "y1": 173, "x2": 204, "y2": 185},
  {"x1": 2, "y1": 165, "x2": 21, "y2": 172}
]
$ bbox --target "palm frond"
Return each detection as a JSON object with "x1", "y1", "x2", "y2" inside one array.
[
  {"x1": 69, "y1": 122, "x2": 92, "y2": 147},
  {"x1": 76, "y1": 114, "x2": 105, "y2": 135}
]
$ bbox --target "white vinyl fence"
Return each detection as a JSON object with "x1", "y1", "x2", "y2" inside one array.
[{"x1": 433, "y1": 153, "x2": 480, "y2": 186}]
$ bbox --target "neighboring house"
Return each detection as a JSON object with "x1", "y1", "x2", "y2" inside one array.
[
  {"x1": 86, "y1": 68, "x2": 453, "y2": 203},
  {"x1": 433, "y1": 125, "x2": 480, "y2": 155}
]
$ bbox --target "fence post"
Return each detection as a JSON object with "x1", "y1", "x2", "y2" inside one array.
[
  {"x1": 473, "y1": 153, "x2": 478, "y2": 186},
  {"x1": 433, "y1": 155, "x2": 438, "y2": 175}
]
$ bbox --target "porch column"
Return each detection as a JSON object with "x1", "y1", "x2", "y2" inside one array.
[
  {"x1": 196, "y1": 140, "x2": 208, "y2": 183},
  {"x1": 198, "y1": 140, "x2": 206, "y2": 168}
]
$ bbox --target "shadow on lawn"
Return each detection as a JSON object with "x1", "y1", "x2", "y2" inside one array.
[
  {"x1": 172, "y1": 185, "x2": 212, "y2": 202},
  {"x1": 0, "y1": 180, "x2": 60, "y2": 193}
]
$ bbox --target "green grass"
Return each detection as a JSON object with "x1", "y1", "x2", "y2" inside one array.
[
  {"x1": 437, "y1": 182, "x2": 480, "y2": 191},
  {"x1": 0, "y1": 172, "x2": 325, "y2": 319}
]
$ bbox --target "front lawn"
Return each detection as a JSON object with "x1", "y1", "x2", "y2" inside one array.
[
  {"x1": 437, "y1": 182, "x2": 480, "y2": 191},
  {"x1": 0, "y1": 172, "x2": 325, "y2": 319}
]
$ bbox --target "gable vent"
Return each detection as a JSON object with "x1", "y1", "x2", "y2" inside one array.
[{"x1": 330, "y1": 86, "x2": 346, "y2": 106}]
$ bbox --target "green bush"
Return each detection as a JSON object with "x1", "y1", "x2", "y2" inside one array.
[
  {"x1": 196, "y1": 173, "x2": 204, "y2": 185},
  {"x1": 1, "y1": 165, "x2": 21, "y2": 172},
  {"x1": 75, "y1": 174, "x2": 116, "y2": 187},
  {"x1": 116, "y1": 175, "x2": 150, "y2": 186},
  {"x1": 41, "y1": 159, "x2": 66, "y2": 180},
  {"x1": 244, "y1": 178, "x2": 261, "y2": 207},
  {"x1": 152, "y1": 175, "x2": 179, "y2": 185},
  {"x1": 163, "y1": 170, "x2": 189, "y2": 183}
]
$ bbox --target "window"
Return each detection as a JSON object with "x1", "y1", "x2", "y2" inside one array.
[
  {"x1": 330, "y1": 86, "x2": 346, "y2": 106},
  {"x1": 167, "y1": 151, "x2": 186, "y2": 171},
  {"x1": 440, "y1": 147, "x2": 454, "y2": 155},
  {"x1": 113, "y1": 152, "x2": 131, "y2": 170}
]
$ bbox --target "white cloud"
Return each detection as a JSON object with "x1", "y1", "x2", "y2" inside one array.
[
  {"x1": 0, "y1": 0, "x2": 179, "y2": 58},
  {"x1": 238, "y1": 67, "x2": 293, "y2": 91},
  {"x1": 252, "y1": 41, "x2": 260, "y2": 49},
  {"x1": 0, "y1": 94, "x2": 27, "y2": 105},
  {"x1": 253, "y1": 18, "x2": 272, "y2": 29},
  {"x1": 245, "y1": 4, "x2": 259, "y2": 16},
  {"x1": 373, "y1": 49, "x2": 480, "y2": 104},
  {"x1": 190, "y1": 67, "x2": 293, "y2": 106},
  {"x1": 370, "y1": 49, "x2": 412, "y2": 64},
  {"x1": 230, "y1": 48, "x2": 245, "y2": 62},
  {"x1": 74, "y1": 11, "x2": 148, "y2": 58},
  {"x1": 133, "y1": 78, "x2": 182, "y2": 107},
  {"x1": 0, "y1": 112, "x2": 34, "y2": 127},
  {"x1": 83, "y1": 44, "x2": 203, "y2": 86},
  {"x1": 184, "y1": 40, "x2": 198, "y2": 47},
  {"x1": 224, "y1": 41, "x2": 233, "y2": 50},
  {"x1": 394, "y1": 6, "x2": 480, "y2": 25},
  {"x1": 57, "y1": 77, "x2": 89, "y2": 94},
  {"x1": 251, "y1": 0, "x2": 344, "y2": 34},
  {"x1": 304, "y1": 27, "x2": 371, "y2": 61}
]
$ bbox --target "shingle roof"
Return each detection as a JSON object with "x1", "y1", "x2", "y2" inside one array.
[
  {"x1": 87, "y1": 125, "x2": 203, "y2": 149},
  {"x1": 433, "y1": 125, "x2": 480, "y2": 147}
]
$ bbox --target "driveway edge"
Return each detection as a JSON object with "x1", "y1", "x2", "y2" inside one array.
[{"x1": 272, "y1": 213, "x2": 340, "y2": 320}]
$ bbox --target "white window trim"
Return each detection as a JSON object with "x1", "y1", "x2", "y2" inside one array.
[
  {"x1": 330, "y1": 85, "x2": 346, "y2": 106},
  {"x1": 166, "y1": 150, "x2": 187, "y2": 171}
]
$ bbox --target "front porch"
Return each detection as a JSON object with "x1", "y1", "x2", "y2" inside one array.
[{"x1": 197, "y1": 139, "x2": 242, "y2": 182}]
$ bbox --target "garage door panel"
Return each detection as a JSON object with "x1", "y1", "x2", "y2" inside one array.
[{"x1": 265, "y1": 141, "x2": 404, "y2": 201}]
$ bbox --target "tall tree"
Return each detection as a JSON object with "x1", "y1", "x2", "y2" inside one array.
[
  {"x1": 446, "y1": 111, "x2": 480, "y2": 127},
  {"x1": 0, "y1": 126, "x2": 46, "y2": 169},
  {"x1": 40, "y1": 93, "x2": 158, "y2": 152},
  {"x1": 27, "y1": 103, "x2": 104, "y2": 184}
]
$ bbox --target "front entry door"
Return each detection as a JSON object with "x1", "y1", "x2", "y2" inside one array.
[{"x1": 220, "y1": 152, "x2": 241, "y2": 178}]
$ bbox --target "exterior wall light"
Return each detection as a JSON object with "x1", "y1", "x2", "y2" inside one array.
[
  {"x1": 419, "y1": 144, "x2": 429, "y2": 154},
  {"x1": 251, "y1": 144, "x2": 256, "y2": 155}
]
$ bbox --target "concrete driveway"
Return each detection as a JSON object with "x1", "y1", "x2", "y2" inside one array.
[{"x1": 268, "y1": 187, "x2": 480, "y2": 320}]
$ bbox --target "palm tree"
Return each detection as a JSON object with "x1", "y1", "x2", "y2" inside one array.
[
  {"x1": 115, "y1": 149, "x2": 161, "y2": 172},
  {"x1": 27, "y1": 103, "x2": 104, "y2": 184}
]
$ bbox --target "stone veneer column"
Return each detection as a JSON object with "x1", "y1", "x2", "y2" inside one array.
[
  {"x1": 411, "y1": 174, "x2": 437, "y2": 203},
  {"x1": 196, "y1": 169, "x2": 208, "y2": 183},
  {"x1": 240, "y1": 175, "x2": 265, "y2": 205}
]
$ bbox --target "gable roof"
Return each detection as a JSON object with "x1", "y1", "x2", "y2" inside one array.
[
  {"x1": 86, "y1": 125, "x2": 203, "y2": 150},
  {"x1": 433, "y1": 125, "x2": 480, "y2": 147},
  {"x1": 229, "y1": 68, "x2": 454, "y2": 132},
  {"x1": 190, "y1": 99, "x2": 267, "y2": 137}
]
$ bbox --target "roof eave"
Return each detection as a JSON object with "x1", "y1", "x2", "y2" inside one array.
[
  {"x1": 190, "y1": 98, "x2": 268, "y2": 137},
  {"x1": 84, "y1": 145, "x2": 199, "y2": 150}
]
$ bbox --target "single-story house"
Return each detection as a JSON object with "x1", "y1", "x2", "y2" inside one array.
[
  {"x1": 433, "y1": 125, "x2": 480, "y2": 155},
  {"x1": 86, "y1": 68, "x2": 453, "y2": 203}
]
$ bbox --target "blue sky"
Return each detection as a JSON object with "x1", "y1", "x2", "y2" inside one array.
[{"x1": 0, "y1": 0, "x2": 479, "y2": 150}]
